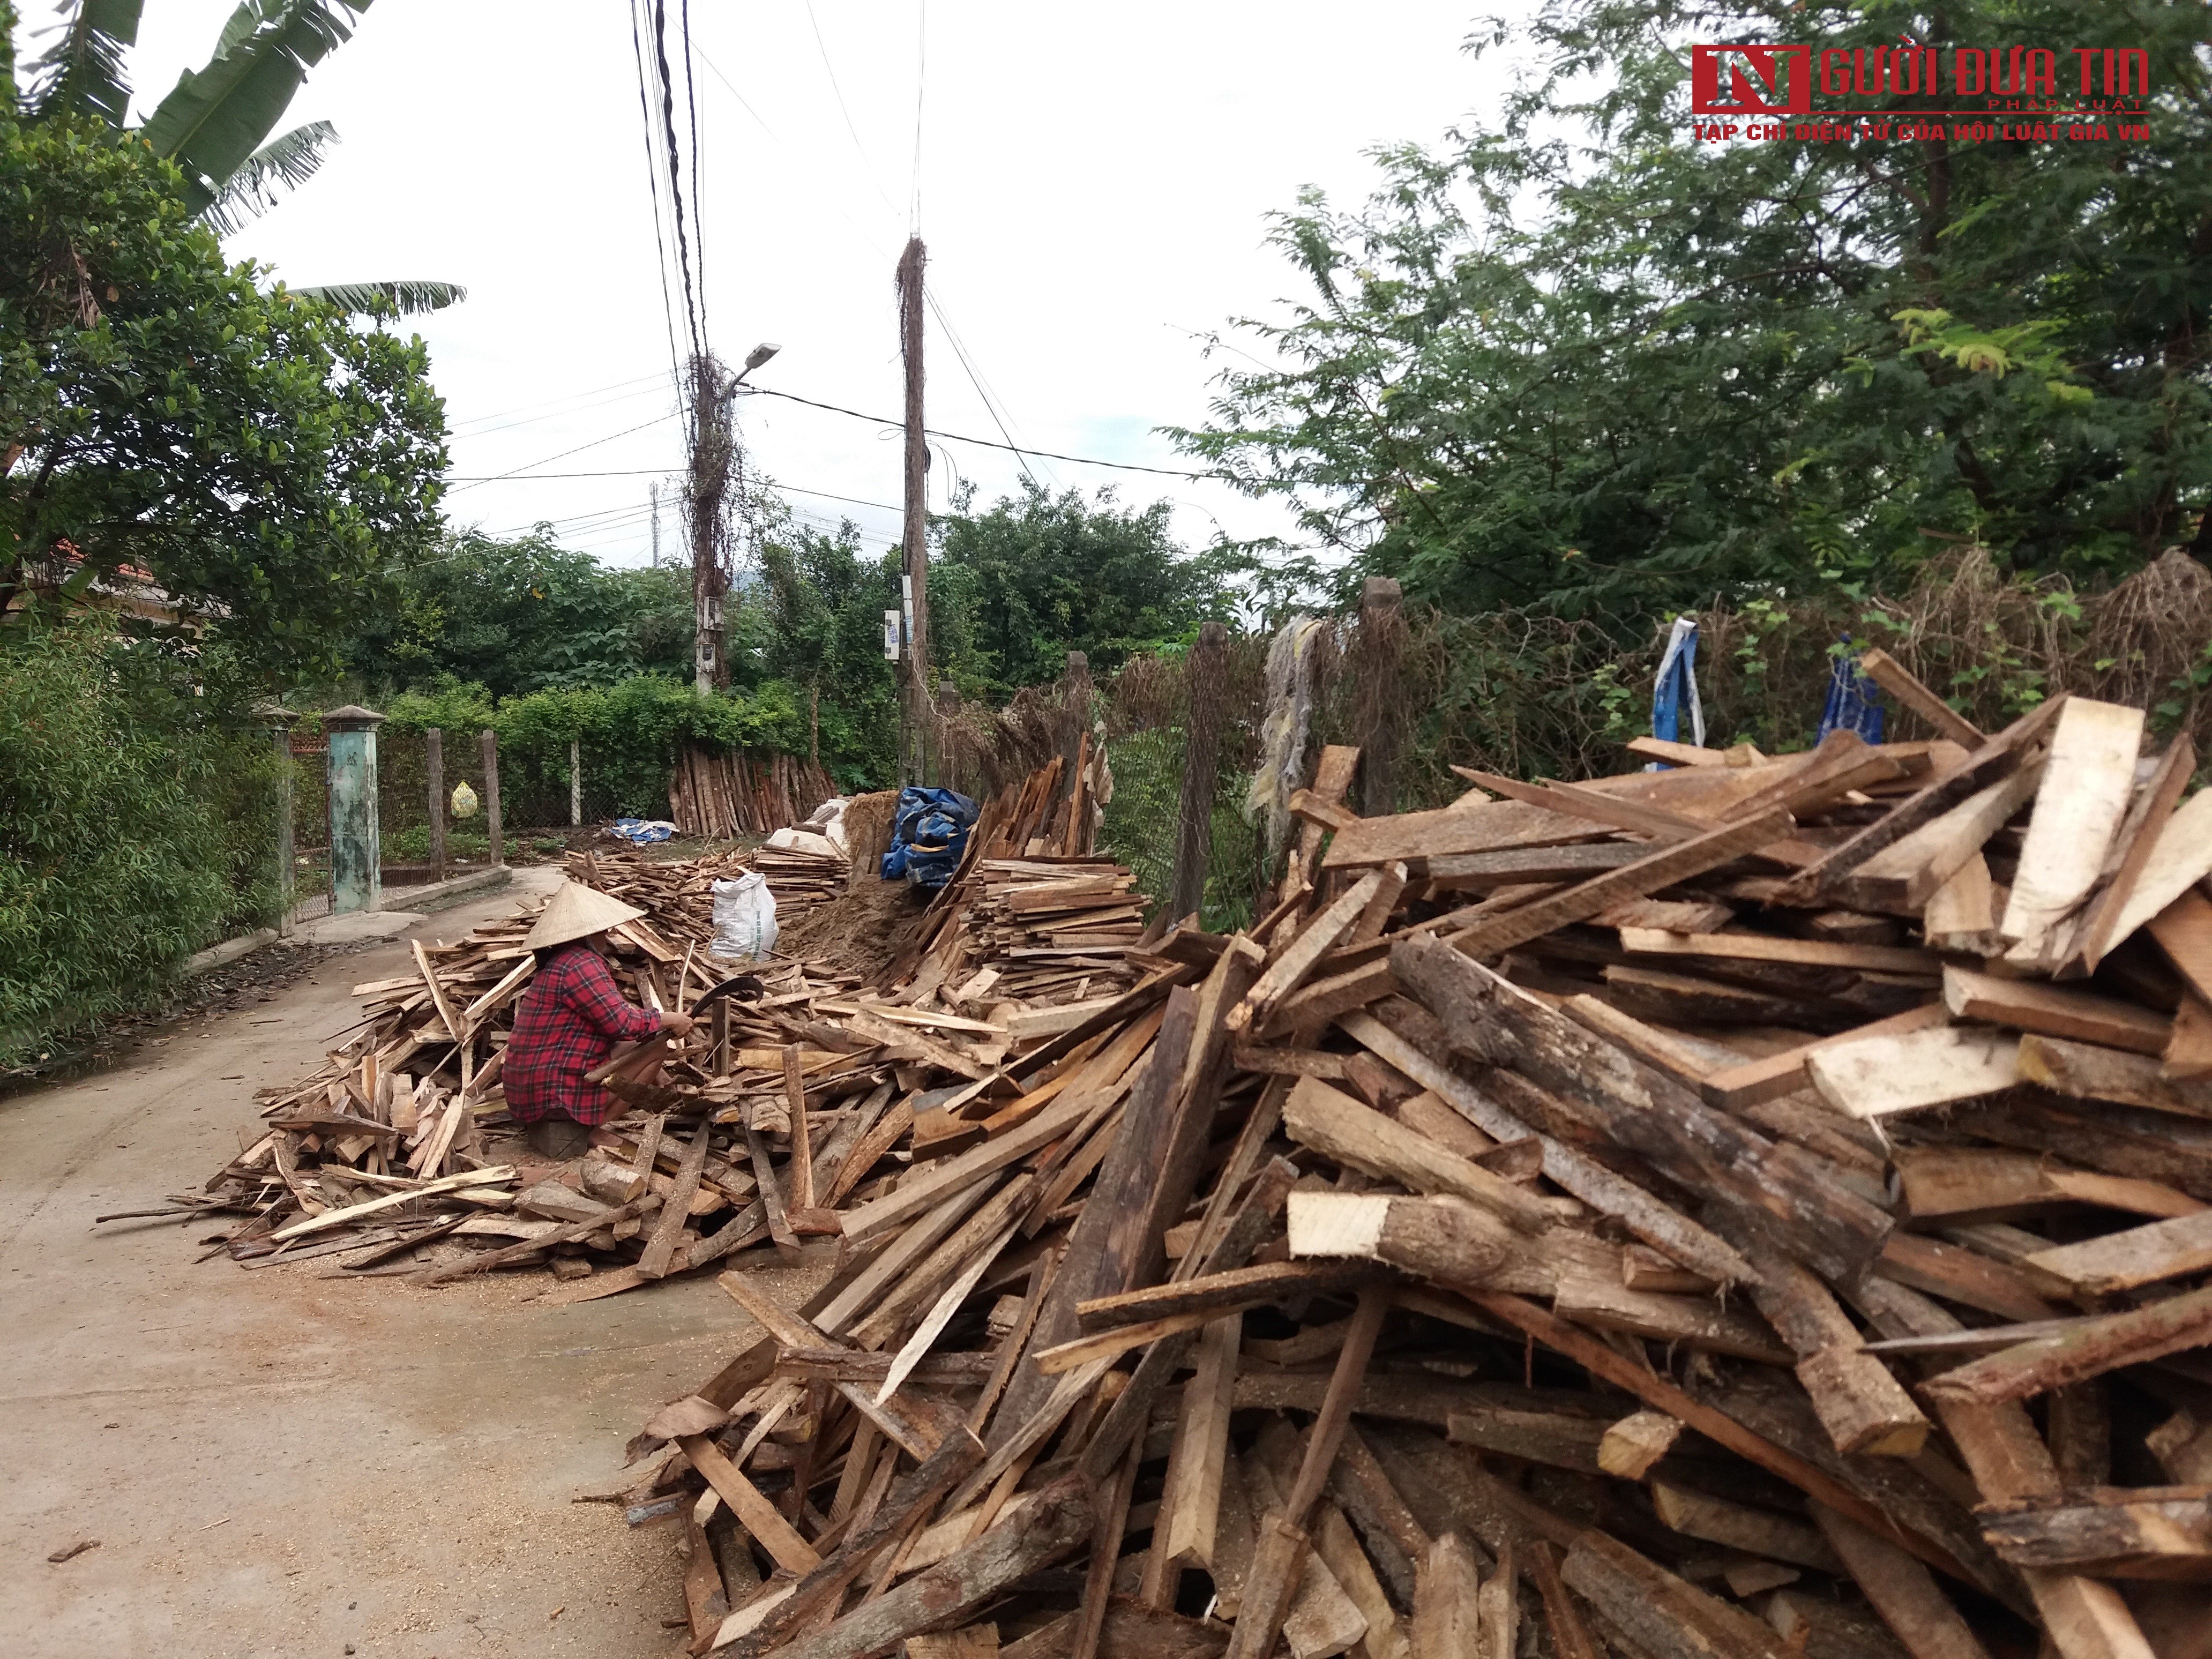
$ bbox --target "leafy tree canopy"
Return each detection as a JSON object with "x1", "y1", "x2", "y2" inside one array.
[
  {"x1": 1172, "y1": 0, "x2": 2212, "y2": 623},
  {"x1": 1, "y1": 4, "x2": 449, "y2": 668},
  {"x1": 931, "y1": 480, "x2": 1230, "y2": 698},
  {"x1": 341, "y1": 529, "x2": 696, "y2": 697}
]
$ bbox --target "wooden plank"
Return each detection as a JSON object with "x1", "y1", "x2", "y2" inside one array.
[
  {"x1": 1597, "y1": 1411, "x2": 1683, "y2": 1479},
  {"x1": 410, "y1": 938, "x2": 465, "y2": 1040},
  {"x1": 634, "y1": 1118, "x2": 711, "y2": 1280},
  {"x1": 1076, "y1": 1261, "x2": 1371, "y2": 1333},
  {"x1": 1321, "y1": 798, "x2": 1604, "y2": 872},
  {"x1": 1998, "y1": 699, "x2": 2146, "y2": 962},
  {"x1": 782, "y1": 1044, "x2": 814, "y2": 1212},
  {"x1": 1157, "y1": 1312, "x2": 1240, "y2": 1573},
  {"x1": 2068, "y1": 734, "x2": 2196, "y2": 975},
  {"x1": 1894, "y1": 1144, "x2": 2203, "y2": 1222},
  {"x1": 1281, "y1": 1075, "x2": 1554, "y2": 1232},
  {"x1": 1700, "y1": 1003, "x2": 1949, "y2": 1110},
  {"x1": 2169, "y1": 992, "x2": 2212, "y2": 1081},
  {"x1": 1649, "y1": 1482, "x2": 1843, "y2": 1572},
  {"x1": 268, "y1": 1165, "x2": 512, "y2": 1242},
  {"x1": 1313, "y1": 1503, "x2": 1407, "y2": 1659},
  {"x1": 1338, "y1": 1009, "x2": 1755, "y2": 1288},
  {"x1": 766, "y1": 1477, "x2": 1092, "y2": 1659},
  {"x1": 1923, "y1": 854, "x2": 2001, "y2": 952},
  {"x1": 1449, "y1": 808, "x2": 1795, "y2": 961},
  {"x1": 1810, "y1": 1504, "x2": 1994, "y2": 1659},
  {"x1": 2028, "y1": 1207, "x2": 2212, "y2": 1295},
  {"x1": 1922, "y1": 1279, "x2": 2212, "y2": 1404},
  {"x1": 1618, "y1": 926, "x2": 1938, "y2": 976},
  {"x1": 676, "y1": 1433, "x2": 823, "y2": 1576},
  {"x1": 1944, "y1": 965, "x2": 2170, "y2": 1056},
  {"x1": 1409, "y1": 1533, "x2": 1482, "y2": 1659},
  {"x1": 1792, "y1": 695, "x2": 2067, "y2": 899},
  {"x1": 839, "y1": 1088, "x2": 1092, "y2": 1243},
  {"x1": 1463, "y1": 1289, "x2": 1969, "y2": 1584},
  {"x1": 1423, "y1": 843, "x2": 1645, "y2": 890},
  {"x1": 1856, "y1": 649, "x2": 1984, "y2": 747},
  {"x1": 1833, "y1": 764, "x2": 2046, "y2": 912},
  {"x1": 2146, "y1": 885, "x2": 2212, "y2": 1006},
  {"x1": 1805, "y1": 1025, "x2": 2017, "y2": 1119},
  {"x1": 1229, "y1": 871, "x2": 1386, "y2": 1034},
  {"x1": 1561, "y1": 1528, "x2": 1791, "y2": 1659},
  {"x1": 1981, "y1": 1494, "x2": 2212, "y2": 1581},
  {"x1": 2016, "y1": 1033, "x2": 2212, "y2": 1119},
  {"x1": 2103, "y1": 787, "x2": 2212, "y2": 948}
]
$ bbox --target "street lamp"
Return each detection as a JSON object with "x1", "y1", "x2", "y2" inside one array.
[{"x1": 738, "y1": 341, "x2": 780, "y2": 382}]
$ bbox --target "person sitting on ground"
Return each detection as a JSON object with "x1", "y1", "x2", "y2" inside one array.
[{"x1": 504, "y1": 880, "x2": 693, "y2": 1160}]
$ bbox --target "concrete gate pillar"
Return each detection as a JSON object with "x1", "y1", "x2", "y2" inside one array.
[{"x1": 324, "y1": 704, "x2": 386, "y2": 915}]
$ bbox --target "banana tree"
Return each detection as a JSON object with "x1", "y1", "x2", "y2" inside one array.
[{"x1": 24, "y1": 0, "x2": 464, "y2": 316}]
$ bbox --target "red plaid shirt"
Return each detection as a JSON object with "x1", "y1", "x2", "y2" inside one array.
[{"x1": 503, "y1": 943, "x2": 663, "y2": 1126}]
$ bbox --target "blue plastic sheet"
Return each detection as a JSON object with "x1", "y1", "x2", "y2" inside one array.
[
  {"x1": 1817, "y1": 637, "x2": 1886, "y2": 745},
  {"x1": 1648, "y1": 615, "x2": 1706, "y2": 768},
  {"x1": 606, "y1": 818, "x2": 677, "y2": 845},
  {"x1": 880, "y1": 786, "x2": 980, "y2": 891}
]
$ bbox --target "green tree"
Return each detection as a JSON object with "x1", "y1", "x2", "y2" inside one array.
[
  {"x1": 1174, "y1": 0, "x2": 2212, "y2": 622},
  {"x1": 27, "y1": 0, "x2": 465, "y2": 314},
  {"x1": 342, "y1": 529, "x2": 696, "y2": 696},
  {"x1": 757, "y1": 521, "x2": 902, "y2": 784},
  {"x1": 2, "y1": 4, "x2": 449, "y2": 668},
  {"x1": 931, "y1": 481, "x2": 1228, "y2": 698}
]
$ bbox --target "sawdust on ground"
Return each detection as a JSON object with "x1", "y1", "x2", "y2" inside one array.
[{"x1": 774, "y1": 875, "x2": 930, "y2": 987}]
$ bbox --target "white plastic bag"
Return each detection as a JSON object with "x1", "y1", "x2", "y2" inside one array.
[{"x1": 710, "y1": 871, "x2": 778, "y2": 962}]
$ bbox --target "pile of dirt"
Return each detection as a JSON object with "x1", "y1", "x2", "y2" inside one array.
[
  {"x1": 838, "y1": 789, "x2": 899, "y2": 893},
  {"x1": 774, "y1": 871, "x2": 930, "y2": 986}
]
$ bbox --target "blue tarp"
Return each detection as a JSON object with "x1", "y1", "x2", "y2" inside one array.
[
  {"x1": 1648, "y1": 615, "x2": 1706, "y2": 768},
  {"x1": 1817, "y1": 637, "x2": 1886, "y2": 745},
  {"x1": 880, "y1": 786, "x2": 980, "y2": 891},
  {"x1": 607, "y1": 818, "x2": 677, "y2": 845}
]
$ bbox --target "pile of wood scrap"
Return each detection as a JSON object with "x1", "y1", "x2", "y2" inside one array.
[
  {"x1": 671, "y1": 747, "x2": 839, "y2": 841},
  {"x1": 158, "y1": 758, "x2": 1138, "y2": 1289},
  {"x1": 887, "y1": 736, "x2": 1137, "y2": 1011},
  {"x1": 618, "y1": 673, "x2": 2212, "y2": 1659}
]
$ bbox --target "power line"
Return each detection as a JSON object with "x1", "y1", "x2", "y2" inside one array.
[
  {"x1": 443, "y1": 412, "x2": 682, "y2": 493},
  {"x1": 747, "y1": 386, "x2": 1217, "y2": 478},
  {"x1": 627, "y1": 0, "x2": 685, "y2": 384},
  {"x1": 804, "y1": 0, "x2": 902, "y2": 224},
  {"x1": 449, "y1": 370, "x2": 673, "y2": 433},
  {"x1": 452, "y1": 380, "x2": 674, "y2": 440}
]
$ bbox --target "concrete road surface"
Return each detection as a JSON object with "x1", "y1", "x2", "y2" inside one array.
[{"x1": 0, "y1": 873, "x2": 824, "y2": 1657}]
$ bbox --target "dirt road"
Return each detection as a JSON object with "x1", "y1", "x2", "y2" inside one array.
[{"x1": 0, "y1": 877, "x2": 823, "y2": 1658}]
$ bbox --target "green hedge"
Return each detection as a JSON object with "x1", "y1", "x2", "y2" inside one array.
[{"x1": 0, "y1": 623, "x2": 286, "y2": 1063}]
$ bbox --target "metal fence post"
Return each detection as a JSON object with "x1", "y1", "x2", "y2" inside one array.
[
  {"x1": 1355, "y1": 577, "x2": 1404, "y2": 818},
  {"x1": 260, "y1": 704, "x2": 298, "y2": 934},
  {"x1": 481, "y1": 728, "x2": 504, "y2": 866},
  {"x1": 325, "y1": 704, "x2": 385, "y2": 915},
  {"x1": 1168, "y1": 622, "x2": 1228, "y2": 924},
  {"x1": 570, "y1": 736, "x2": 582, "y2": 828},
  {"x1": 425, "y1": 727, "x2": 446, "y2": 884}
]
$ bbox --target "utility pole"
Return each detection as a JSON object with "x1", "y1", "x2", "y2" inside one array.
[
  {"x1": 690, "y1": 357, "x2": 725, "y2": 693},
  {"x1": 649, "y1": 481, "x2": 661, "y2": 569},
  {"x1": 896, "y1": 236, "x2": 930, "y2": 784}
]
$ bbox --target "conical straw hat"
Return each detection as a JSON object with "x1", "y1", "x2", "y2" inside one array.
[{"x1": 525, "y1": 880, "x2": 648, "y2": 951}]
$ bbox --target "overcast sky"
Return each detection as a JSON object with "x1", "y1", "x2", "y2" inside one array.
[{"x1": 72, "y1": 2, "x2": 1527, "y2": 568}]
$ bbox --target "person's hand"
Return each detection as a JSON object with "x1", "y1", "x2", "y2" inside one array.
[{"x1": 661, "y1": 1011, "x2": 696, "y2": 1040}]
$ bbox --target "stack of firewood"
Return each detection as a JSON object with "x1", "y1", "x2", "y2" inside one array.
[{"x1": 611, "y1": 657, "x2": 2212, "y2": 1659}]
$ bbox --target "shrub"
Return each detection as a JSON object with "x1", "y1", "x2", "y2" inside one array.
[{"x1": 0, "y1": 623, "x2": 276, "y2": 1062}]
